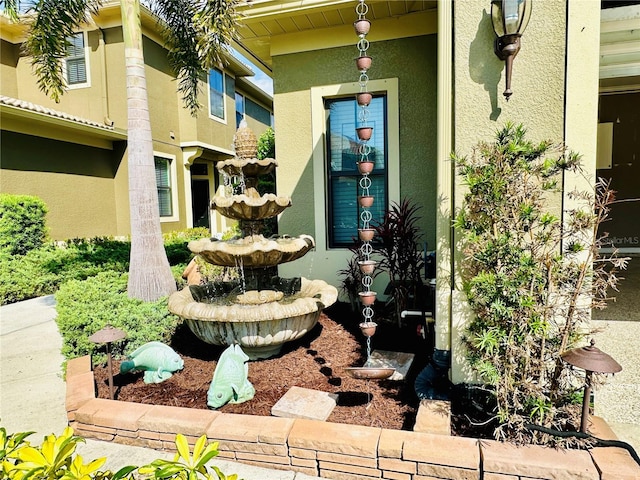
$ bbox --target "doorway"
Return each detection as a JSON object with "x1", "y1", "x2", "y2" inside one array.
[{"x1": 191, "y1": 179, "x2": 210, "y2": 229}]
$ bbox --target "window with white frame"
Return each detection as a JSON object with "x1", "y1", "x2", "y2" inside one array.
[
  {"x1": 209, "y1": 68, "x2": 225, "y2": 121},
  {"x1": 65, "y1": 32, "x2": 88, "y2": 86},
  {"x1": 326, "y1": 95, "x2": 387, "y2": 248},
  {"x1": 155, "y1": 155, "x2": 173, "y2": 218}
]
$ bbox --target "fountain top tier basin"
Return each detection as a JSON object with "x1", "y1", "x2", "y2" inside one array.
[
  {"x1": 189, "y1": 234, "x2": 315, "y2": 268},
  {"x1": 216, "y1": 157, "x2": 277, "y2": 178},
  {"x1": 212, "y1": 186, "x2": 291, "y2": 221}
]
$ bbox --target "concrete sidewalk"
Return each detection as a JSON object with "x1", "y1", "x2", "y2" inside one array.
[{"x1": 0, "y1": 295, "x2": 321, "y2": 479}]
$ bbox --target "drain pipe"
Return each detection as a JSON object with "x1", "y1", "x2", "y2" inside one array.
[{"x1": 414, "y1": 0, "x2": 455, "y2": 401}]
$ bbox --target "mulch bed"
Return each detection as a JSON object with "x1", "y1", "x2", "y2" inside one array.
[{"x1": 93, "y1": 302, "x2": 491, "y2": 435}]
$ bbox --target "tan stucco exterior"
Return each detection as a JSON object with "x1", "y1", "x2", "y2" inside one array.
[{"x1": 0, "y1": 4, "x2": 273, "y2": 240}]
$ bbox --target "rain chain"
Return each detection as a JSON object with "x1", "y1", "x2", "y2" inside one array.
[{"x1": 353, "y1": 0, "x2": 377, "y2": 358}]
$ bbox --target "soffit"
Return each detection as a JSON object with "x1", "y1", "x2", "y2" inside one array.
[
  {"x1": 236, "y1": 0, "x2": 438, "y2": 72},
  {"x1": 599, "y1": 4, "x2": 640, "y2": 91}
]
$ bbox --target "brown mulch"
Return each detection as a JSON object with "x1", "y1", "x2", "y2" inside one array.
[{"x1": 93, "y1": 302, "x2": 488, "y2": 434}]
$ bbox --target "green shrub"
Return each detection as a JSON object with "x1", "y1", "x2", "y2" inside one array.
[
  {"x1": 0, "y1": 239, "x2": 130, "y2": 305},
  {"x1": 55, "y1": 271, "x2": 181, "y2": 365},
  {"x1": 0, "y1": 194, "x2": 48, "y2": 255},
  {"x1": 163, "y1": 227, "x2": 210, "y2": 265}
]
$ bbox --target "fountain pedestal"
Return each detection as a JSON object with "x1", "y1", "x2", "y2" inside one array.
[{"x1": 168, "y1": 123, "x2": 337, "y2": 359}]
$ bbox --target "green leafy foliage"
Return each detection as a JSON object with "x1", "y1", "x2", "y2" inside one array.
[
  {"x1": 454, "y1": 123, "x2": 626, "y2": 445},
  {"x1": 0, "y1": 228, "x2": 208, "y2": 305},
  {"x1": 1, "y1": 427, "x2": 236, "y2": 480},
  {"x1": 374, "y1": 198, "x2": 425, "y2": 323},
  {"x1": 55, "y1": 271, "x2": 181, "y2": 365},
  {"x1": 0, "y1": 194, "x2": 48, "y2": 256},
  {"x1": 256, "y1": 127, "x2": 275, "y2": 160}
]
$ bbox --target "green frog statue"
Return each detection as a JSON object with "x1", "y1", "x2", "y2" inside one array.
[{"x1": 207, "y1": 344, "x2": 255, "y2": 409}]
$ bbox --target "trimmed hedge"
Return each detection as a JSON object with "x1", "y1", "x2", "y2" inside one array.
[
  {"x1": 0, "y1": 194, "x2": 48, "y2": 256},
  {"x1": 55, "y1": 271, "x2": 182, "y2": 365}
]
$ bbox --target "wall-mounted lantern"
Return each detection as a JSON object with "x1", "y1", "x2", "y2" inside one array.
[{"x1": 491, "y1": 0, "x2": 532, "y2": 100}]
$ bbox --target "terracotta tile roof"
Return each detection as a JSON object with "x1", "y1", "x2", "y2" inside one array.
[{"x1": 0, "y1": 95, "x2": 115, "y2": 131}]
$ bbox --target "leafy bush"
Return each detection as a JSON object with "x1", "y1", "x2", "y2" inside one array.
[
  {"x1": 0, "y1": 239, "x2": 130, "y2": 305},
  {"x1": 163, "y1": 227, "x2": 211, "y2": 265},
  {"x1": 454, "y1": 123, "x2": 626, "y2": 445},
  {"x1": 257, "y1": 126, "x2": 275, "y2": 160},
  {"x1": 55, "y1": 271, "x2": 181, "y2": 365},
  {"x1": 0, "y1": 194, "x2": 48, "y2": 256},
  {"x1": 0, "y1": 228, "x2": 210, "y2": 305}
]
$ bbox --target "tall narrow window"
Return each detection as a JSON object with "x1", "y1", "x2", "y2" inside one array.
[
  {"x1": 326, "y1": 95, "x2": 387, "y2": 248},
  {"x1": 209, "y1": 69, "x2": 225, "y2": 120},
  {"x1": 155, "y1": 156, "x2": 173, "y2": 217},
  {"x1": 65, "y1": 33, "x2": 87, "y2": 85},
  {"x1": 235, "y1": 92, "x2": 245, "y2": 128}
]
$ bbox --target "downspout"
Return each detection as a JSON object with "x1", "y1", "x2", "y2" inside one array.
[
  {"x1": 415, "y1": 0, "x2": 455, "y2": 401},
  {"x1": 98, "y1": 28, "x2": 112, "y2": 127}
]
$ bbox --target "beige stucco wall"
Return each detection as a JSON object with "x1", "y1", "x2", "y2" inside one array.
[
  {"x1": 272, "y1": 35, "x2": 437, "y2": 287},
  {"x1": 448, "y1": 0, "x2": 600, "y2": 383},
  {"x1": 0, "y1": 131, "x2": 122, "y2": 240},
  {"x1": 0, "y1": 40, "x2": 19, "y2": 98}
]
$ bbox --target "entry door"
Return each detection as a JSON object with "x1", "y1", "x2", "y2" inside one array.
[{"x1": 191, "y1": 179, "x2": 210, "y2": 229}]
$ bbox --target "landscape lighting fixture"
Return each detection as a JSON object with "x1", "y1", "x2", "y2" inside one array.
[{"x1": 491, "y1": 0, "x2": 532, "y2": 100}]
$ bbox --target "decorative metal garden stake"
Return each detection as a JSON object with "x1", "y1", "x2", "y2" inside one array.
[
  {"x1": 89, "y1": 325, "x2": 126, "y2": 400},
  {"x1": 561, "y1": 339, "x2": 622, "y2": 433}
]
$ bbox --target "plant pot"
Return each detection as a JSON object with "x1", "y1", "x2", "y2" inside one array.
[
  {"x1": 356, "y1": 55, "x2": 372, "y2": 72},
  {"x1": 358, "y1": 228, "x2": 375, "y2": 242},
  {"x1": 359, "y1": 321, "x2": 377, "y2": 337},
  {"x1": 357, "y1": 161, "x2": 374, "y2": 175},
  {"x1": 358, "y1": 260, "x2": 377, "y2": 275},
  {"x1": 356, "y1": 126, "x2": 373, "y2": 141},
  {"x1": 358, "y1": 291, "x2": 377, "y2": 306},
  {"x1": 356, "y1": 92, "x2": 372, "y2": 106},
  {"x1": 354, "y1": 19, "x2": 371, "y2": 36},
  {"x1": 358, "y1": 195, "x2": 374, "y2": 208}
]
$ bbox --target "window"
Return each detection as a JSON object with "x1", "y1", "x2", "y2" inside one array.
[
  {"x1": 155, "y1": 156, "x2": 173, "y2": 217},
  {"x1": 209, "y1": 69, "x2": 225, "y2": 120},
  {"x1": 235, "y1": 92, "x2": 245, "y2": 128},
  {"x1": 326, "y1": 96, "x2": 387, "y2": 248},
  {"x1": 65, "y1": 33, "x2": 88, "y2": 86}
]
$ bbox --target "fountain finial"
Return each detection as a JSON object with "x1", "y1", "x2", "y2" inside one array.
[{"x1": 234, "y1": 120, "x2": 258, "y2": 160}]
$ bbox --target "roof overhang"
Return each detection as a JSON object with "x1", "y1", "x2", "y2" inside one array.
[
  {"x1": 599, "y1": 4, "x2": 640, "y2": 92},
  {"x1": 235, "y1": 0, "x2": 438, "y2": 74},
  {"x1": 1, "y1": 96, "x2": 127, "y2": 150}
]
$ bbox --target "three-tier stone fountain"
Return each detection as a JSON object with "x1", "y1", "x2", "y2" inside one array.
[{"x1": 168, "y1": 123, "x2": 338, "y2": 360}]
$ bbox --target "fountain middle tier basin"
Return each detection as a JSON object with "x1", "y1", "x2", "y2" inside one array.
[
  {"x1": 216, "y1": 157, "x2": 276, "y2": 177},
  {"x1": 168, "y1": 278, "x2": 338, "y2": 359},
  {"x1": 189, "y1": 234, "x2": 315, "y2": 268},
  {"x1": 212, "y1": 186, "x2": 291, "y2": 221}
]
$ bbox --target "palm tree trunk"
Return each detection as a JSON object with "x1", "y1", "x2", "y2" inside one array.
[{"x1": 121, "y1": 0, "x2": 176, "y2": 301}]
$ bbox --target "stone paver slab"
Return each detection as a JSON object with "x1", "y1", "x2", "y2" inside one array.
[{"x1": 271, "y1": 386, "x2": 338, "y2": 421}]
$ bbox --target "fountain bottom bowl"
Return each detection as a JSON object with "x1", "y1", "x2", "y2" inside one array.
[{"x1": 167, "y1": 278, "x2": 338, "y2": 360}]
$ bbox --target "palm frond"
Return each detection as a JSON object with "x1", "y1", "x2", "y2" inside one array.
[{"x1": 23, "y1": 0, "x2": 101, "y2": 102}]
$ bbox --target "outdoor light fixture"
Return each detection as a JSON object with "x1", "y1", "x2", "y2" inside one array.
[
  {"x1": 491, "y1": 0, "x2": 532, "y2": 100},
  {"x1": 561, "y1": 339, "x2": 622, "y2": 433}
]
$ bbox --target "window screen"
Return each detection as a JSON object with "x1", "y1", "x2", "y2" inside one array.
[
  {"x1": 235, "y1": 92, "x2": 245, "y2": 128},
  {"x1": 155, "y1": 157, "x2": 172, "y2": 217},
  {"x1": 326, "y1": 95, "x2": 387, "y2": 248},
  {"x1": 65, "y1": 33, "x2": 87, "y2": 85},
  {"x1": 209, "y1": 69, "x2": 225, "y2": 119}
]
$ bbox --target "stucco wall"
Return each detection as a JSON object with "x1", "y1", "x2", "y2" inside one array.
[
  {"x1": 449, "y1": 0, "x2": 600, "y2": 383},
  {"x1": 272, "y1": 35, "x2": 438, "y2": 275},
  {"x1": 0, "y1": 40, "x2": 19, "y2": 98},
  {"x1": 0, "y1": 131, "x2": 123, "y2": 240}
]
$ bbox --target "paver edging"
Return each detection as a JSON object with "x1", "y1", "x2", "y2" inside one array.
[{"x1": 65, "y1": 355, "x2": 640, "y2": 479}]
